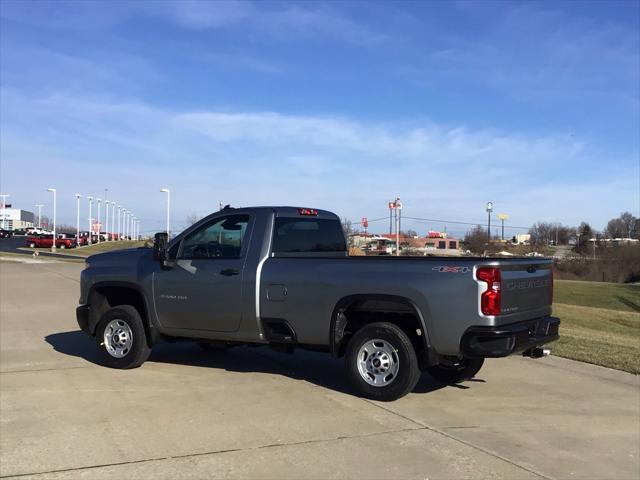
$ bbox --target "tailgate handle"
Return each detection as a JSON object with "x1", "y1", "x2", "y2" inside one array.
[{"x1": 220, "y1": 268, "x2": 240, "y2": 276}]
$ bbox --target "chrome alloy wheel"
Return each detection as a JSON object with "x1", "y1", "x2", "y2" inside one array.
[
  {"x1": 356, "y1": 339, "x2": 400, "y2": 387},
  {"x1": 103, "y1": 319, "x2": 133, "y2": 358}
]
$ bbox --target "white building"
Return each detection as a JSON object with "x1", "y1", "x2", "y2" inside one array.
[
  {"x1": 0, "y1": 207, "x2": 35, "y2": 230},
  {"x1": 513, "y1": 233, "x2": 531, "y2": 245}
]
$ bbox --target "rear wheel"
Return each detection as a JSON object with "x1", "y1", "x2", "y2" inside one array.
[
  {"x1": 345, "y1": 322, "x2": 421, "y2": 401},
  {"x1": 29, "y1": 242, "x2": 36, "y2": 248},
  {"x1": 59, "y1": 244, "x2": 66, "y2": 249},
  {"x1": 96, "y1": 305, "x2": 151, "y2": 369},
  {"x1": 427, "y1": 357, "x2": 484, "y2": 384}
]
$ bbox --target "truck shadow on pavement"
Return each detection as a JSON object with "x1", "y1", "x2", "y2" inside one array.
[{"x1": 46, "y1": 330, "x2": 460, "y2": 397}]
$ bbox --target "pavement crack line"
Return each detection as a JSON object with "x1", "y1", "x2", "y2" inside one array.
[
  {"x1": 0, "y1": 425, "x2": 425, "y2": 478},
  {"x1": 0, "y1": 365, "x2": 90, "y2": 375},
  {"x1": 363, "y1": 399, "x2": 556, "y2": 480}
]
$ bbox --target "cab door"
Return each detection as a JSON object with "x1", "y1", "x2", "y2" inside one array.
[{"x1": 153, "y1": 214, "x2": 251, "y2": 333}]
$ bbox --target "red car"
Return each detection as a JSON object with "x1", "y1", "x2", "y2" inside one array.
[{"x1": 26, "y1": 235, "x2": 77, "y2": 249}]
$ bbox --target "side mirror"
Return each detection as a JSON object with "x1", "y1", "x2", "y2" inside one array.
[{"x1": 153, "y1": 232, "x2": 168, "y2": 261}]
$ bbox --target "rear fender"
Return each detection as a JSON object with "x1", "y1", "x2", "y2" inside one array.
[{"x1": 329, "y1": 294, "x2": 434, "y2": 360}]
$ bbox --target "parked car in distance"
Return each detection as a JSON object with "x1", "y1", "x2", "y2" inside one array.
[
  {"x1": 77, "y1": 206, "x2": 559, "y2": 401},
  {"x1": 0, "y1": 229, "x2": 13, "y2": 238},
  {"x1": 27, "y1": 234, "x2": 77, "y2": 249},
  {"x1": 12, "y1": 229, "x2": 28, "y2": 236},
  {"x1": 26, "y1": 227, "x2": 48, "y2": 235}
]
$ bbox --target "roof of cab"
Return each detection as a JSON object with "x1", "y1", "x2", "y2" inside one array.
[{"x1": 218, "y1": 206, "x2": 338, "y2": 219}]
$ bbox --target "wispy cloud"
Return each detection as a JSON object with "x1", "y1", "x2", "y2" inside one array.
[{"x1": 2, "y1": 89, "x2": 635, "y2": 230}]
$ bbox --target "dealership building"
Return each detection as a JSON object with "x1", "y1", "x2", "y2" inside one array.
[{"x1": 0, "y1": 206, "x2": 35, "y2": 230}]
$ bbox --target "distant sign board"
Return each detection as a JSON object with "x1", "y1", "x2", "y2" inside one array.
[{"x1": 361, "y1": 217, "x2": 368, "y2": 228}]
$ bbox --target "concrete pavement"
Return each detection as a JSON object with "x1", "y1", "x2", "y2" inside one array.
[{"x1": 1, "y1": 259, "x2": 638, "y2": 479}]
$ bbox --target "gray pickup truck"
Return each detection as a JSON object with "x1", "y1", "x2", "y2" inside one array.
[{"x1": 77, "y1": 206, "x2": 559, "y2": 401}]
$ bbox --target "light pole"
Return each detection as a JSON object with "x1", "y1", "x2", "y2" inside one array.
[
  {"x1": 486, "y1": 202, "x2": 493, "y2": 244},
  {"x1": 498, "y1": 213, "x2": 508, "y2": 241},
  {"x1": 87, "y1": 196, "x2": 93, "y2": 243},
  {"x1": 75, "y1": 194, "x2": 82, "y2": 244},
  {"x1": 117, "y1": 205, "x2": 121, "y2": 240},
  {"x1": 105, "y1": 198, "x2": 109, "y2": 241},
  {"x1": 96, "y1": 199, "x2": 102, "y2": 243},
  {"x1": 0, "y1": 194, "x2": 9, "y2": 230},
  {"x1": 35, "y1": 204, "x2": 44, "y2": 228},
  {"x1": 111, "y1": 202, "x2": 116, "y2": 240},
  {"x1": 47, "y1": 188, "x2": 56, "y2": 251},
  {"x1": 124, "y1": 210, "x2": 129, "y2": 240},
  {"x1": 104, "y1": 189, "x2": 108, "y2": 239},
  {"x1": 395, "y1": 197, "x2": 402, "y2": 256},
  {"x1": 160, "y1": 188, "x2": 170, "y2": 237}
]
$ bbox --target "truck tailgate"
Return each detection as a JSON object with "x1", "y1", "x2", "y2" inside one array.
[{"x1": 500, "y1": 261, "x2": 553, "y2": 315}]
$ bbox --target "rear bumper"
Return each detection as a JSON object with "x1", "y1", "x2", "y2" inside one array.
[
  {"x1": 461, "y1": 316, "x2": 560, "y2": 358},
  {"x1": 76, "y1": 305, "x2": 91, "y2": 334}
]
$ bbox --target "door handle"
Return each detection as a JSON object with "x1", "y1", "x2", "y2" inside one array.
[{"x1": 220, "y1": 268, "x2": 240, "y2": 276}]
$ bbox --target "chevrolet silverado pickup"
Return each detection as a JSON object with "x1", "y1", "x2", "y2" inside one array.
[
  {"x1": 77, "y1": 206, "x2": 559, "y2": 401},
  {"x1": 27, "y1": 234, "x2": 77, "y2": 249}
]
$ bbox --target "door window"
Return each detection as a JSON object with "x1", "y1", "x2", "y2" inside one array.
[{"x1": 179, "y1": 214, "x2": 249, "y2": 259}]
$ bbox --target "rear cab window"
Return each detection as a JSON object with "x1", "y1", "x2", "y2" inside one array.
[{"x1": 272, "y1": 216, "x2": 346, "y2": 256}]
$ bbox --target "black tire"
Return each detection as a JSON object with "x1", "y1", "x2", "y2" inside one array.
[
  {"x1": 95, "y1": 305, "x2": 151, "y2": 369},
  {"x1": 29, "y1": 242, "x2": 36, "y2": 248},
  {"x1": 345, "y1": 322, "x2": 421, "y2": 401},
  {"x1": 59, "y1": 244, "x2": 66, "y2": 249},
  {"x1": 427, "y1": 357, "x2": 484, "y2": 384}
]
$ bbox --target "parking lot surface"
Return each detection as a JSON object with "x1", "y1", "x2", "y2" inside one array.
[{"x1": 1, "y1": 259, "x2": 639, "y2": 479}]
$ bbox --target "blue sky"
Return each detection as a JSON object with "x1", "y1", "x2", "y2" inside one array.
[{"x1": 1, "y1": 0, "x2": 638, "y2": 236}]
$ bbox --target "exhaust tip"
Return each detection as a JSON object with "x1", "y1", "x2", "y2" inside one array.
[{"x1": 523, "y1": 347, "x2": 551, "y2": 359}]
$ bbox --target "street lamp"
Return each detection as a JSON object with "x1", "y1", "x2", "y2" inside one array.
[
  {"x1": 117, "y1": 205, "x2": 121, "y2": 240},
  {"x1": 104, "y1": 189, "x2": 109, "y2": 239},
  {"x1": 160, "y1": 188, "x2": 170, "y2": 237},
  {"x1": 486, "y1": 202, "x2": 493, "y2": 243},
  {"x1": 87, "y1": 196, "x2": 93, "y2": 243},
  {"x1": 111, "y1": 201, "x2": 116, "y2": 240},
  {"x1": 35, "y1": 204, "x2": 44, "y2": 228},
  {"x1": 498, "y1": 213, "x2": 508, "y2": 241},
  {"x1": 0, "y1": 194, "x2": 9, "y2": 230},
  {"x1": 96, "y1": 198, "x2": 102, "y2": 243},
  {"x1": 75, "y1": 194, "x2": 82, "y2": 244},
  {"x1": 47, "y1": 188, "x2": 56, "y2": 251}
]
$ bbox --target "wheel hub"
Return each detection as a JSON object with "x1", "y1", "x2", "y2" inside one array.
[
  {"x1": 356, "y1": 339, "x2": 400, "y2": 387},
  {"x1": 103, "y1": 319, "x2": 133, "y2": 358}
]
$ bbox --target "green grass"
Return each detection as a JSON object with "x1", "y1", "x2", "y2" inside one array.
[
  {"x1": 53, "y1": 240, "x2": 148, "y2": 257},
  {"x1": 552, "y1": 280, "x2": 640, "y2": 374},
  {"x1": 554, "y1": 279, "x2": 640, "y2": 312}
]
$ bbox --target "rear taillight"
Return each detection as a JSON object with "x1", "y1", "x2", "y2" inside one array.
[{"x1": 476, "y1": 267, "x2": 501, "y2": 316}]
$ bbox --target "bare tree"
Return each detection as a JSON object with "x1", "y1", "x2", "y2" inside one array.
[
  {"x1": 529, "y1": 222, "x2": 554, "y2": 246},
  {"x1": 186, "y1": 213, "x2": 201, "y2": 226},
  {"x1": 463, "y1": 225, "x2": 487, "y2": 254},
  {"x1": 341, "y1": 218, "x2": 353, "y2": 236},
  {"x1": 605, "y1": 212, "x2": 638, "y2": 239}
]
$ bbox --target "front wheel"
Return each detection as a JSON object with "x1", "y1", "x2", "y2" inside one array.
[
  {"x1": 426, "y1": 357, "x2": 484, "y2": 384},
  {"x1": 29, "y1": 242, "x2": 36, "y2": 248},
  {"x1": 59, "y1": 244, "x2": 66, "y2": 249},
  {"x1": 96, "y1": 305, "x2": 151, "y2": 369},
  {"x1": 345, "y1": 322, "x2": 421, "y2": 401}
]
